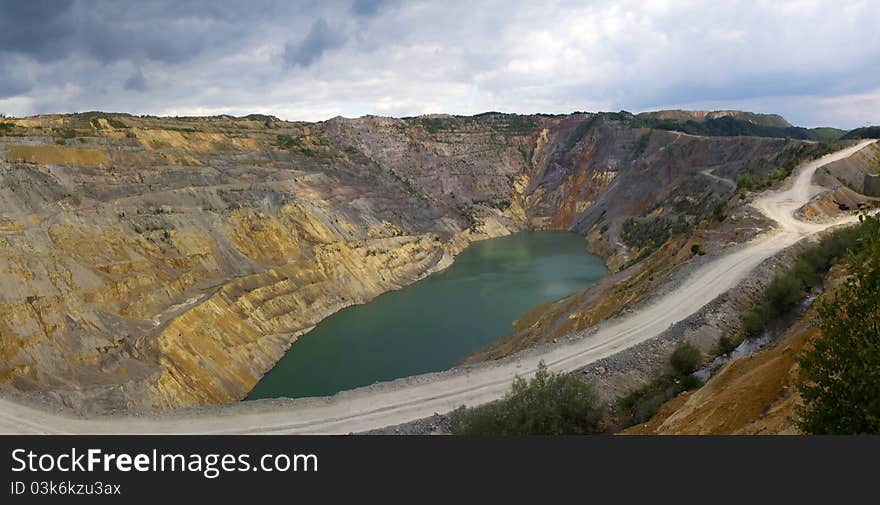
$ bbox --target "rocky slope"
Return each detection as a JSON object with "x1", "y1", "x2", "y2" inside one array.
[{"x1": 0, "y1": 111, "x2": 829, "y2": 412}]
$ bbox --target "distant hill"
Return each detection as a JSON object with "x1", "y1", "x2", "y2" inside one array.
[
  {"x1": 404, "y1": 109, "x2": 848, "y2": 141},
  {"x1": 808, "y1": 127, "x2": 850, "y2": 142},
  {"x1": 639, "y1": 109, "x2": 792, "y2": 128},
  {"x1": 240, "y1": 113, "x2": 282, "y2": 122},
  {"x1": 630, "y1": 110, "x2": 845, "y2": 141},
  {"x1": 841, "y1": 126, "x2": 880, "y2": 140}
]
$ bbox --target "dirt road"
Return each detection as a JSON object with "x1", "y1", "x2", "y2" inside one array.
[{"x1": 0, "y1": 140, "x2": 874, "y2": 434}]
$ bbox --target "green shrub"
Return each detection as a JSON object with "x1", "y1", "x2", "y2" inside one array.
[
  {"x1": 276, "y1": 133, "x2": 324, "y2": 157},
  {"x1": 616, "y1": 372, "x2": 703, "y2": 427},
  {"x1": 670, "y1": 341, "x2": 702, "y2": 375},
  {"x1": 711, "y1": 200, "x2": 727, "y2": 222},
  {"x1": 451, "y1": 362, "x2": 605, "y2": 435},
  {"x1": 679, "y1": 374, "x2": 703, "y2": 391},
  {"x1": 628, "y1": 391, "x2": 667, "y2": 425},
  {"x1": 741, "y1": 273, "x2": 803, "y2": 339},
  {"x1": 53, "y1": 127, "x2": 78, "y2": 139},
  {"x1": 765, "y1": 272, "x2": 805, "y2": 311},
  {"x1": 276, "y1": 134, "x2": 297, "y2": 149},
  {"x1": 670, "y1": 214, "x2": 692, "y2": 235},
  {"x1": 716, "y1": 334, "x2": 738, "y2": 355},
  {"x1": 621, "y1": 217, "x2": 670, "y2": 250},
  {"x1": 742, "y1": 306, "x2": 772, "y2": 338},
  {"x1": 419, "y1": 116, "x2": 457, "y2": 134},
  {"x1": 691, "y1": 243, "x2": 706, "y2": 256}
]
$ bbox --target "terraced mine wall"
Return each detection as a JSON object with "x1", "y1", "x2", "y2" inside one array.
[{"x1": 0, "y1": 111, "x2": 823, "y2": 412}]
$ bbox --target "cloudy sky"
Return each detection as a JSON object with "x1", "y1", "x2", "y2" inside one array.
[{"x1": 1, "y1": 0, "x2": 878, "y2": 128}]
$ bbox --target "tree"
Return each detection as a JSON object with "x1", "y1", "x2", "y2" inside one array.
[
  {"x1": 797, "y1": 214, "x2": 880, "y2": 434},
  {"x1": 451, "y1": 362, "x2": 605, "y2": 435}
]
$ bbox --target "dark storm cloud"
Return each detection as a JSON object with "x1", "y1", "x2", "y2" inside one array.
[
  {"x1": 283, "y1": 18, "x2": 347, "y2": 67},
  {"x1": 124, "y1": 69, "x2": 148, "y2": 92},
  {"x1": 79, "y1": 19, "x2": 205, "y2": 65},
  {"x1": 0, "y1": 0, "x2": 77, "y2": 62},
  {"x1": 0, "y1": 0, "x2": 276, "y2": 64}
]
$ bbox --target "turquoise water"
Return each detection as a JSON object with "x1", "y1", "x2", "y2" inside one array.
[{"x1": 247, "y1": 231, "x2": 606, "y2": 400}]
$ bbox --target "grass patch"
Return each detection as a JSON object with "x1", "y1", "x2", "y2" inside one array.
[
  {"x1": 53, "y1": 127, "x2": 79, "y2": 139},
  {"x1": 276, "y1": 134, "x2": 298, "y2": 149},
  {"x1": 276, "y1": 133, "x2": 324, "y2": 157},
  {"x1": 621, "y1": 217, "x2": 671, "y2": 250}
]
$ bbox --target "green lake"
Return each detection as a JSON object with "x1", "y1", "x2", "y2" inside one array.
[{"x1": 247, "y1": 231, "x2": 607, "y2": 400}]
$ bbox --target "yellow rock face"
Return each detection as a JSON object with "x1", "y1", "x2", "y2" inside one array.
[
  {"x1": 5, "y1": 145, "x2": 109, "y2": 166},
  {"x1": 146, "y1": 234, "x2": 450, "y2": 407},
  {"x1": 0, "y1": 123, "x2": 467, "y2": 411},
  {"x1": 0, "y1": 190, "x2": 458, "y2": 410},
  {"x1": 132, "y1": 128, "x2": 259, "y2": 153}
]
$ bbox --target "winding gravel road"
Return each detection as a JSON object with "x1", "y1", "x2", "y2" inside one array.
[{"x1": 0, "y1": 139, "x2": 875, "y2": 435}]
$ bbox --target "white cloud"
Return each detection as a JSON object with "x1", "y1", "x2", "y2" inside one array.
[{"x1": 1, "y1": 0, "x2": 878, "y2": 128}]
